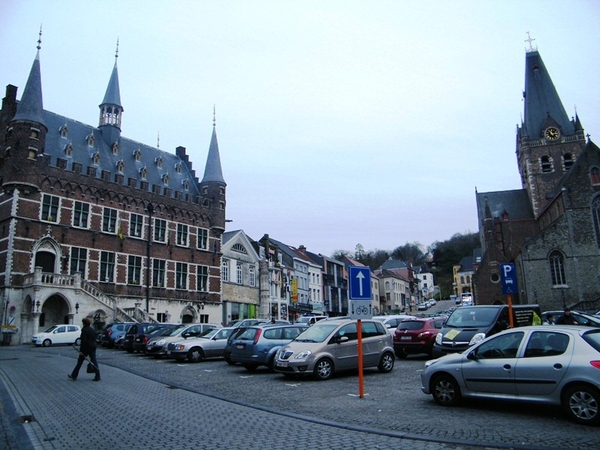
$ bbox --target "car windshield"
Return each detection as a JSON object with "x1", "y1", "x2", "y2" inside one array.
[
  {"x1": 575, "y1": 313, "x2": 600, "y2": 327},
  {"x1": 150, "y1": 327, "x2": 176, "y2": 337},
  {"x1": 293, "y1": 323, "x2": 339, "y2": 343},
  {"x1": 43, "y1": 325, "x2": 58, "y2": 333},
  {"x1": 446, "y1": 307, "x2": 497, "y2": 328},
  {"x1": 199, "y1": 328, "x2": 221, "y2": 339}
]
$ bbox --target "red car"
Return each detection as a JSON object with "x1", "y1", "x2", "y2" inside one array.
[{"x1": 393, "y1": 317, "x2": 445, "y2": 358}]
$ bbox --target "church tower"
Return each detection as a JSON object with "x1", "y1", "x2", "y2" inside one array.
[
  {"x1": 516, "y1": 39, "x2": 586, "y2": 218},
  {"x1": 98, "y1": 41, "x2": 123, "y2": 148}
]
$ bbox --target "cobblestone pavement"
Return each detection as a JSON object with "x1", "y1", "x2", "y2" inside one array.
[{"x1": 0, "y1": 345, "x2": 492, "y2": 450}]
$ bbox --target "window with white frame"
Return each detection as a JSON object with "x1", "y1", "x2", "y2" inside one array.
[
  {"x1": 130, "y1": 213, "x2": 144, "y2": 238},
  {"x1": 153, "y1": 259, "x2": 165, "y2": 288},
  {"x1": 128, "y1": 256, "x2": 142, "y2": 285},
  {"x1": 102, "y1": 208, "x2": 118, "y2": 233},
  {"x1": 99, "y1": 252, "x2": 115, "y2": 283},
  {"x1": 197, "y1": 228, "x2": 209, "y2": 250},
  {"x1": 176, "y1": 223, "x2": 188, "y2": 246},
  {"x1": 222, "y1": 259, "x2": 229, "y2": 282},
  {"x1": 41, "y1": 194, "x2": 60, "y2": 222},
  {"x1": 249, "y1": 265, "x2": 256, "y2": 287},
  {"x1": 70, "y1": 247, "x2": 87, "y2": 275},
  {"x1": 73, "y1": 201, "x2": 89, "y2": 228},
  {"x1": 197, "y1": 265, "x2": 208, "y2": 291},
  {"x1": 237, "y1": 262, "x2": 243, "y2": 284},
  {"x1": 154, "y1": 218, "x2": 166, "y2": 242},
  {"x1": 176, "y1": 262, "x2": 188, "y2": 290}
]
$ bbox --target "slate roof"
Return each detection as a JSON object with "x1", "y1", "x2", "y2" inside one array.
[
  {"x1": 201, "y1": 126, "x2": 226, "y2": 184},
  {"x1": 523, "y1": 51, "x2": 574, "y2": 137},
  {"x1": 475, "y1": 189, "x2": 534, "y2": 230},
  {"x1": 101, "y1": 61, "x2": 122, "y2": 107},
  {"x1": 380, "y1": 258, "x2": 407, "y2": 270},
  {"x1": 12, "y1": 50, "x2": 45, "y2": 126}
]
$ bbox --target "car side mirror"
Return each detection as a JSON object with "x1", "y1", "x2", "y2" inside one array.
[
  {"x1": 182, "y1": 332, "x2": 190, "y2": 339},
  {"x1": 337, "y1": 336, "x2": 349, "y2": 344}
]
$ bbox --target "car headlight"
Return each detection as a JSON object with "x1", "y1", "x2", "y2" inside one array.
[
  {"x1": 156, "y1": 339, "x2": 166, "y2": 346},
  {"x1": 435, "y1": 333, "x2": 442, "y2": 345},
  {"x1": 469, "y1": 333, "x2": 486, "y2": 346},
  {"x1": 294, "y1": 350, "x2": 312, "y2": 360},
  {"x1": 175, "y1": 344, "x2": 186, "y2": 351}
]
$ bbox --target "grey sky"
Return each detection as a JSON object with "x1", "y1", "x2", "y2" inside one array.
[{"x1": 1, "y1": 0, "x2": 599, "y2": 256}]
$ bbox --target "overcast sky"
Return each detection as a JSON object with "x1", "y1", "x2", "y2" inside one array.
[{"x1": 2, "y1": 1, "x2": 599, "y2": 257}]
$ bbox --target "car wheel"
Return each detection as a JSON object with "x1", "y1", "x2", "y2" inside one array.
[
  {"x1": 314, "y1": 358, "x2": 334, "y2": 381},
  {"x1": 378, "y1": 352, "x2": 395, "y2": 373},
  {"x1": 75, "y1": 338, "x2": 81, "y2": 346},
  {"x1": 126, "y1": 348, "x2": 134, "y2": 354},
  {"x1": 563, "y1": 384, "x2": 600, "y2": 426},
  {"x1": 225, "y1": 356, "x2": 235, "y2": 365},
  {"x1": 243, "y1": 363, "x2": 259, "y2": 371},
  {"x1": 187, "y1": 347, "x2": 204, "y2": 363},
  {"x1": 42, "y1": 339, "x2": 52, "y2": 347},
  {"x1": 432, "y1": 374, "x2": 461, "y2": 406}
]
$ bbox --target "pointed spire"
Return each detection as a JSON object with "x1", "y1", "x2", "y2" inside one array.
[
  {"x1": 12, "y1": 25, "x2": 46, "y2": 127},
  {"x1": 523, "y1": 45, "x2": 573, "y2": 138},
  {"x1": 101, "y1": 39, "x2": 122, "y2": 107},
  {"x1": 201, "y1": 109, "x2": 226, "y2": 184}
]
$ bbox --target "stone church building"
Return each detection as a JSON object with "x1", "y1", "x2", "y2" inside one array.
[
  {"x1": 474, "y1": 44, "x2": 600, "y2": 313},
  {"x1": 0, "y1": 37, "x2": 226, "y2": 344}
]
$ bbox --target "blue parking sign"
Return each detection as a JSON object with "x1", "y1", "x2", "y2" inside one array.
[{"x1": 500, "y1": 263, "x2": 518, "y2": 295}]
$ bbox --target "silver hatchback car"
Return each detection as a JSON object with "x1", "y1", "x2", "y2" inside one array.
[
  {"x1": 274, "y1": 318, "x2": 395, "y2": 380},
  {"x1": 421, "y1": 325, "x2": 600, "y2": 426}
]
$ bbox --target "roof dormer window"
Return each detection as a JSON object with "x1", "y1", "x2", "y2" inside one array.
[
  {"x1": 86, "y1": 133, "x2": 95, "y2": 147},
  {"x1": 60, "y1": 125, "x2": 68, "y2": 139},
  {"x1": 162, "y1": 173, "x2": 169, "y2": 185},
  {"x1": 182, "y1": 179, "x2": 190, "y2": 190},
  {"x1": 112, "y1": 142, "x2": 119, "y2": 155},
  {"x1": 155, "y1": 156, "x2": 163, "y2": 168},
  {"x1": 175, "y1": 162, "x2": 183, "y2": 174},
  {"x1": 116, "y1": 159, "x2": 124, "y2": 173},
  {"x1": 64, "y1": 144, "x2": 73, "y2": 157},
  {"x1": 92, "y1": 151, "x2": 100, "y2": 165},
  {"x1": 140, "y1": 166, "x2": 147, "y2": 179},
  {"x1": 134, "y1": 148, "x2": 142, "y2": 161}
]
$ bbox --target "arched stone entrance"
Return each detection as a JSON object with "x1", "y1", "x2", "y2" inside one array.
[
  {"x1": 181, "y1": 306, "x2": 195, "y2": 324},
  {"x1": 39, "y1": 294, "x2": 71, "y2": 327}
]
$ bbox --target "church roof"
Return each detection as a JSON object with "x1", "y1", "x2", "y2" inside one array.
[
  {"x1": 523, "y1": 50, "x2": 574, "y2": 137},
  {"x1": 475, "y1": 189, "x2": 534, "y2": 227}
]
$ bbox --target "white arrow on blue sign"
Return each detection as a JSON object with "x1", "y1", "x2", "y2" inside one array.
[{"x1": 348, "y1": 266, "x2": 372, "y2": 300}]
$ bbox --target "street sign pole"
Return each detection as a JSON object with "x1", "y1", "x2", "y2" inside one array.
[
  {"x1": 501, "y1": 263, "x2": 518, "y2": 328},
  {"x1": 348, "y1": 266, "x2": 372, "y2": 399},
  {"x1": 357, "y1": 319, "x2": 364, "y2": 398}
]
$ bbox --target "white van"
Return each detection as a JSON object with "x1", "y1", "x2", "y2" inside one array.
[{"x1": 296, "y1": 315, "x2": 328, "y2": 326}]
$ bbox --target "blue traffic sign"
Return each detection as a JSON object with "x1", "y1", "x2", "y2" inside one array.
[
  {"x1": 348, "y1": 266, "x2": 372, "y2": 300},
  {"x1": 500, "y1": 263, "x2": 518, "y2": 295}
]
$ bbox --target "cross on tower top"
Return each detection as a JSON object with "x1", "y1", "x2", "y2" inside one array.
[{"x1": 525, "y1": 32, "x2": 537, "y2": 52}]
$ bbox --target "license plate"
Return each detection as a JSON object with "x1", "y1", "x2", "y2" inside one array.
[
  {"x1": 236, "y1": 344, "x2": 244, "y2": 349},
  {"x1": 400, "y1": 336, "x2": 411, "y2": 341},
  {"x1": 276, "y1": 361, "x2": 288, "y2": 368}
]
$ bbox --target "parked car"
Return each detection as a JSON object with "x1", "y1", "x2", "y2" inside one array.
[
  {"x1": 372, "y1": 314, "x2": 416, "y2": 337},
  {"x1": 230, "y1": 324, "x2": 308, "y2": 371},
  {"x1": 274, "y1": 318, "x2": 395, "y2": 380},
  {"x1": 146, "y1": 323, "x2": 218, "y2": 358},
  {"x1": 296, "y1": 315, "x2": 328, "y2": 326},
  {"x1": 122, "y1": 323, "x2": 167, "y2": 353},
  {"x1": 421, "y1": 325, "x2": 600, "y2": 426},
  {"x1": 417, "y1": 303, "x2": 428, "y2": 311},
  {"x1": 226, "y1": 319, "x2": 267, "y2": 328},
  {"x1": 32, "y1": 324, "x2": 81, "y2": 347},
  {"x1": 542, "y1": 310, "x2": 600, "y2": 328},
  {"x1": 393, "y1": 317, "x2": 445, "y2": 358},
  {"x1": 167, "y1": 327, "x2": 236, "y2": 362},
  {"x1": 433, "y1": 304, "x2": 541, "y2": 358},
  {"x1": 100, "y1": 322, "x2": 135, "y2": 348},
  {"x1": 133, "y1": 324, "x2": 184, "y2": 353}
]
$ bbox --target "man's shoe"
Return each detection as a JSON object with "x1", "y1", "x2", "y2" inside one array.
[
  {"x1": 93, "y1": 377, "x2": 101, "y2": 381},
  {"x1": 68, "y1": 374, "x2": 76, "y2": 381}
]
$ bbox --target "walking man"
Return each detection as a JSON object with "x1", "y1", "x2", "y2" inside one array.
[{"x1": 68, "y1": 317, "x2": 100, "y2": 381}]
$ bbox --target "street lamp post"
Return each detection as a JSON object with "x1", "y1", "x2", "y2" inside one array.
[{"x1": 146, "y1": 203, "x2": 154, "y2": 314}]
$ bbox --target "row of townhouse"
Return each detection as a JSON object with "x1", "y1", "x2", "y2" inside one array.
[{"x1": 220, "y1": 230, "x2": 435, "y2": 323}]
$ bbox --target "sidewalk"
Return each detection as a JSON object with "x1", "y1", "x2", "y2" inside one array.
[{"x1": 0, "y1": 346, "x2": 479, "y2": 450}]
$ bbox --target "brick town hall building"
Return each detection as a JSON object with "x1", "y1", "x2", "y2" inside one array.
[{"x1": 0, "y1": 37, "x2": 227, "y2": 345}]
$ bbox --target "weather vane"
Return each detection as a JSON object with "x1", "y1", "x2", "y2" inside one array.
[
  {"x1": 213, "y1": 105, "x2": 216, "y2": 127},
  {"x1": 37, "y1": 24, "x2": 42, "y2": 50},
  {"x1": 115, "y1": 38, "x2": 119, "y2": 61}
]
